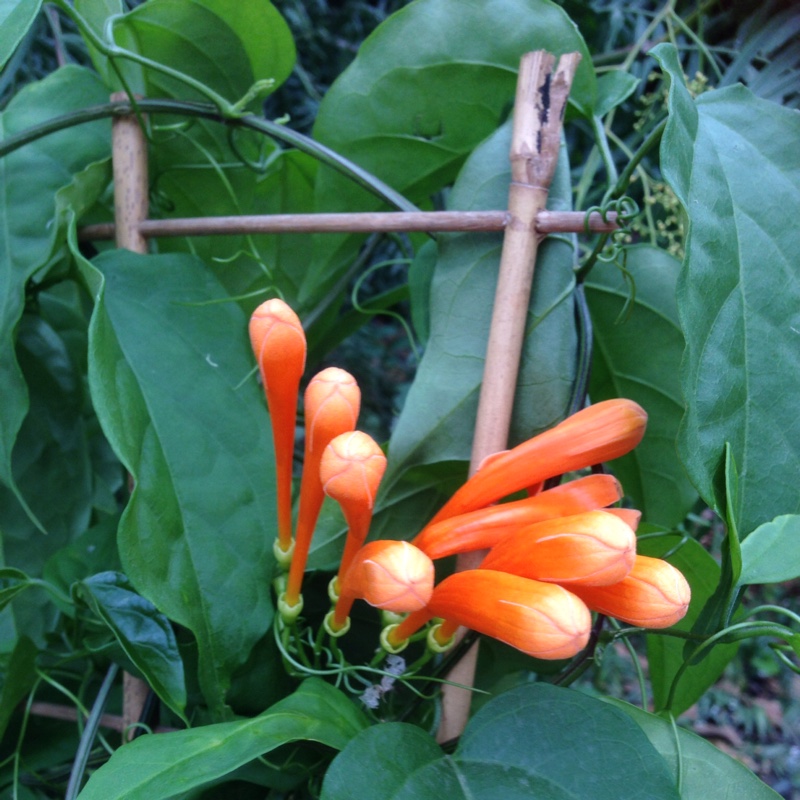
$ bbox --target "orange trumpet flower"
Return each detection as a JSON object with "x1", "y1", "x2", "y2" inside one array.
[
  {"x1": 480, "y1": 510, "x2": 637, "y2": 587},
  {"x1": 284, "y1": 368, "x2": 360, "y2": 610},
  {"x1": 329, "y1": 540, "x2": 434, "y2": 632},
  {"x1": 387, "y1": 570, "x2": 591, "y2": 660},
  {"x1": 320, "y1": 431, "x2": 387, "y2": 586},
  {"x1": 428, "y1": 399, "x2": 647, "y2": 525},
  {"x1": 412, "y1": 474, "x2": 623, "y2": 559},
  {"x1": 567, "y1": 555, "x2": 691, "y2": 628},
  {"x1": 249, "y1": 299, "x2": 306, "y2": 558}
]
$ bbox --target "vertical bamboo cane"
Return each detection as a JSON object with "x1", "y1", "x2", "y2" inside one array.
[
  {"x1": 436, "y1": 51, "x2": 581, "y2": 743},
  {"x1": 110, "y1": 92, "x2": 151, "y2": 741}
]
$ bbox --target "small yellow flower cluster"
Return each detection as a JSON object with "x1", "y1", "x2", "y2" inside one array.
[{"x1": 249, "y1": 299, "x2": 690, "y2": 660}]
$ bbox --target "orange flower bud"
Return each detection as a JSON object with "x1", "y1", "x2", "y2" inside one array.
[
  {"x1": 249, "y1": 299, "x2": 306, "y2": 553},
  {"x1": 332, "y1": 540, "x2": 434, "y2": 628},
  {"x1": 429, "y1": 399, "x2": 647, "y2": 524},
  {"x1": 481, "y1": 510, "x2": 636, "y2": 587},
  {"x1": 423, "y1": 570, "x2": 592, "y2": 659},
  {"x1": 285, "y1": 369, "x2": 361, "y2": 607},
  {"x1": 567, "y1": 555, "x2": 691, "y2": 628},
  {"x1": 321, "y1": 432, "x2": 387, "y2": 580},
  {"x1": 605, "y1": 507, "x2": 642, "y2": 531},
  {"x1": 412, "y1": 474, "x2": 623, "y2": 559}
]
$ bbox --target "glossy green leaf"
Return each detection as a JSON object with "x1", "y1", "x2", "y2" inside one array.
[
  {"x1": 0, "y1": 635, "x2": 37, "y2": 741},
  {"x1": 86, "y1": 250, "x2": 276, "y2": 716},
  {"x1": 116, "y1": 0, "x2": 295, "y2": 103},
  {"x1": 585, "y1": 247, "x2": 697, "y2": 527},
  {"x1": 593, "y1": 69, "x2": 640, "y2": 118},
  {"x1": 76, "y1": 679, "x2": 367, "y2": 800},
  {"x1": 638, "y1": 535, "x2": 739, "y2": 715},
  {"x1": 385, "y1": 120, "x2": 577, "y2": 486},
  {"x1": 321, "y1": 723, "x2": 443, "y2": 800},
  {"x1": 0, "y1": 0, "x2": 42, "y2": 70},
  {"x1": 0, "y1": 66, "x2": 110, "y2": 528},
  {"x1": 604, "y1": 698, "x2": 780, "y2": 799},
  {"x1": 738, "y1": 514, "x2": 800, "y2": 585},
  {"x1": 304, "y1": 0, "x2": 595, "y2": 305},
  {"x1": 654, "y1": 43, "x2": 800, "y2": 537},
  {"x1": 43, "y1": 515, "x2": 121, "y2": 599},
  {"x1": 323, "y1": 684, "x2": 677, "y2": 799},
  {"x1": 77, "y1": 571, "x2": 187, "y2": 720}
]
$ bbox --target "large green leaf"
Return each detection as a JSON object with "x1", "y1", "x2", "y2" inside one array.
[
  {"x1": 322, "y1": 684, "x2": 678, "y2": 800},
  {"x1": 77, "y1": 571, "x2": 187, "y2": 721},
  {"x1": 604, "y1": 697, "x2": 780, "y2": 798},
  {"x1": 585, "y1": 247, "x2": 697, "y2": 527},
  {"x1": 385, "y1": 120, "x2": 577, "y2": 485},
  {"x1": 638, "y1": 535, "x2": 739, "y2": 715},
  {"x1": 115, "y1": 0, "x2": 294, "y2": 103},
  {"x1": 303, "y1": 0, "x2": 595, "y2": 306},
  {"x1": 0, "y1": 0, "x2": 42, "y2": 70},
  {"x1": 0, "y1": 66, "x2": 110, "y2": 527},
  {"x1": 654, "y1": 43, "x2": 800, "y2": 537},
  {"x1": 738, "y1": 514, "x2": 800, "y2": 585},
  {"x1": 86, "y1": 250, "x2": 276, "y2": 716},
  {"x1": 76, "y1": 679, "x2": 367, "y2": 800}
]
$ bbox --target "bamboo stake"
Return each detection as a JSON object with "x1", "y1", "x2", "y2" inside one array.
[
  {"x1": 436, "y1": 51, "x2": 582, "y2": 744},
  {"x1": 78, "y1": 209, "x2": 616, "y2": 240},
  {"x1": 110, "y1": 91, "x2": 152, "y2": 742}
]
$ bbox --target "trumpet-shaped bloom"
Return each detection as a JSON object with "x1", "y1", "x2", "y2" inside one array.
[
  {"x1": 331, "y1": 540, "x2": 434, "y2": 629},
  {"x1": 412, "y1": 474, "x2": 623, "y2": 559},
  {"x1": 480, "y1": 510, "x2": 637, "y2": 587},
  {"x1": 428, "y1": 399, "x2": 647, "y2": 525},
  {"x1": 388, "y1": 570, "x2": 591, "y2": 660},
  {"x1": 321, "y1": 431, "x2": 387, "y2": 582},
  {"x1": 249, "y1": 299, "x2": 306, "y2": 554},
  {"x1": 285, "y1": 368, "x2": 361, "y2": 607},
  {"x1": 567, "y1": 555, "x2": 691, "y2": 628}
]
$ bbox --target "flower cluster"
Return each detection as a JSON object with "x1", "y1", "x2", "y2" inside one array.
[{"x1": 249, "y1": 299, "x2": 690, "y2": 664}]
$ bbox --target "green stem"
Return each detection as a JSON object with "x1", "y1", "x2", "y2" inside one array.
[
  {"x1": 0, "y1": 98, "x2": 418, "y2": 213},
  {"x1": 65, "y1": 664, "x2": 119, "y2": 800},
  {"x1": 663, "y1": 621, "x2": 797, "y2": 711},
  {"x1": 52, "y1": 0, "x2": 234, "y2": 113},
  {"x1": 590, "y1": 115, "x2": 619, "y2": 188}
]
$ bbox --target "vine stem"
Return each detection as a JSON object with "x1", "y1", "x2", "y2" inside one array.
[{"x1": 0, "y1": 98, "x2": 418, "y2": 214}]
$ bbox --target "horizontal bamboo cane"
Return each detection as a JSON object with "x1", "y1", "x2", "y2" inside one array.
[{"x1": 78, "y1": 209, "x2": 616, "y2": 240}]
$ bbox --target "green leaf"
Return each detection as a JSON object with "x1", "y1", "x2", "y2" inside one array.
[
  {"x1": 593, "y1": 69, "x2": 640, "y2": 118},
  {"x1": 43, "y1": 515, "x2": 121, "y2": 600},
  {"x1": 0, "y1": 0, "x2": 42, "y2": 70},
  {"x1": 738, "y1": 514, "x2": 800, "y2": 585},
  {"x1": 0, "y1": 66, "x2": 110, "y2": 528},
  {"x1": 0, "y1": 567, "x2": 32, "y2": 613},
  {"x1": 77, "y1": 571, "x2": 187, "y2": 720},
  {"x1": 116, "y1": 0, "x2": 295, "y2": 103},
  {"x1": 321, "y1": 723, "x2": 443, "y2": 800},
  {"x1": 76, "y1": 679, "x2": 367, "y2": 800},
  {"x1": 638, "y1": 535, "x2": 739, "y2": 715},
  {"x1": 407, "y1": 239, "x2": 437, "y2": 349},
  {"x1": 653, "y1": 43, "x2": 800, "y2": 537},
  {"x1": 604, "y1": 697, "x2": 781, "y2": 799},
  {"x1": 385, "y1": 120, "x2": 577, "y2": 486},
  {"x1": 585, "y1": 246, "x2": 697, "y2": 527},
  {"x1": 304, "y1": 0, "x2": 595, "y2": 305},
  {"x1": 324, "y1": 684, "x2": 678, "y2": 799},
  {"x1": 86, "y1": 250, "x2": 276, "y2": 716},
  {"x1": 0, "y1": 635, "x2": 37, "y2": 741}
]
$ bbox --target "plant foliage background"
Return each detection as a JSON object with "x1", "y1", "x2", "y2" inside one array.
[{"x1": 0, "y1": 0, "x2": 799, "y2": 797}]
